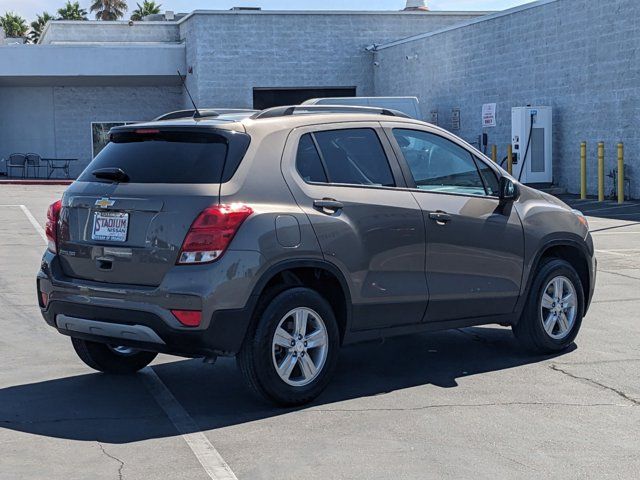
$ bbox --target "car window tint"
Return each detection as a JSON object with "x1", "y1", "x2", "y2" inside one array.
[
  {"x1": 393, "y1": 129, "x2": 486, "y2": 196},
  {"x1": 313, "y1": 128, "x2": 395, "y2": 187},
  {"x1": 296, "y1": 133, "x2": 327, "y2": 183},
  {"x1": 474, "y1": 157, "x2": 500, "y2": 196},
  {"x1": 77, "y1": 130, "x2": 250, "y2": 184}
]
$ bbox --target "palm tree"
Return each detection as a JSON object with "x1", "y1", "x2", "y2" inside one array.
[
  {"x1": 29, "y1": 12, "x2": 54, "y2": 43},
  {"x1": 0, "y1": 12, "x2": 29, "y2": 38},
  {"x1": 57, "y1": 1, "x2": 88, "y2": 20},
  {"x1": 90, "y1": 0, "x2": 128, "y2": 21},
  {"x1": 130, "y1": 1, "x2": 161, "y2": 21}
]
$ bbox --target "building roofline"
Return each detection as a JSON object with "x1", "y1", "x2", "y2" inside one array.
[
  {"x1": 372, "y1": 0, "x2": 557, "y2": 50},
  {"x1": 43, "y1": 20, "x2": 181, "y2": 25},
  {"x1": 38, "y1": 19, "x2": 180, "y2": 45},
  {"x1": 176, "y1": 9, "x2": 493, "y2": 24}
]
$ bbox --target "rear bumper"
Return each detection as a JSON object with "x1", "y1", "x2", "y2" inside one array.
[
  {"x1": 41, "y1": 300, "x2": 254, "y2": 357},
  {"x1": 38, "y1": 250, "x2": 262, "y2": 357}
]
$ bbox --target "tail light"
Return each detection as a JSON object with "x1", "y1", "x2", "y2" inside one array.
[
  {"x1": 45, "y1": 200, "x2": 62, "y2": 253},
  {"x1": 177, "y1": 203, "x2": 253, "y2": 264}
]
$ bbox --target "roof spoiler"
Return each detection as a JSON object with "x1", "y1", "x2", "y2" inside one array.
[{"x1": 154, "y1": 109, "x2": 257, "y2": 121}]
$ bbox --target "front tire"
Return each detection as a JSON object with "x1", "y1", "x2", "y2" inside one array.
[
  {"x1": 71, "y1": 338, "x2": 157, "y2": 374},
  {"x1": 237, "y1": 287, "x2": 340, "y2": 406},
  {"x1": 513, "y1": 258, "x2": 585, "y2": 354}
]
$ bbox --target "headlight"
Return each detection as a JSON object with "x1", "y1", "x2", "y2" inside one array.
[{"x1": 572, "y1": 209, "x2": 589, "y2": 229}]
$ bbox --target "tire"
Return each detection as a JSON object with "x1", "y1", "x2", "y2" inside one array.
[
  {"x1": 513, "y1": 258, "x2": 585, "y2": 354},
  {"x1": 71, "y1": 338, "x2": 157, "y2": 374},
  {"x1": 237, "y1": 287, "x2": 340, "y2": 406}
]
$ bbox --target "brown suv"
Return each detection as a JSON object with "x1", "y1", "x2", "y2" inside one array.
[{"x1": 38, "y1": 105, "x2": 596, "y2": 405}]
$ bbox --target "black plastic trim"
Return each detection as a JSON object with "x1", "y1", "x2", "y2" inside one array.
[{"x1": 513, "y1": 236, "x2": 595, "y2": 322}]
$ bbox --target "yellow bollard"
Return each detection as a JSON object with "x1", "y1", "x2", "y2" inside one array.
[
  {"x1": 598, "y1": 142, "x2": 605, "y2": 202},
  {"x1": 580, "y1": 142, "x2": 587, "y2": 199},
  {"x1": 507, "y1": 144, "x2": 513, "y2": 175},
  {"x1": 491, "y1": 145, "x2": 497, "y2": 163},
  {"x1": 618, "y1": 143, "x2": 624, "y2": 204}
]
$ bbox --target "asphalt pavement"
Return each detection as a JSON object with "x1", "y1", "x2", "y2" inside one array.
[{"x1": 1, "y1": 186, "x2": 638, "y2": 479}]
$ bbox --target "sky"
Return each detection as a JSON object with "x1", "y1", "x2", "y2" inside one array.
[{"x1": 1, "y1": 0, "x2": 535, "y2": 23}]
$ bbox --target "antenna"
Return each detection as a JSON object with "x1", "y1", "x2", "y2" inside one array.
[{"x1": 177, "y1": 70, "x2": 201, "y2": 119}]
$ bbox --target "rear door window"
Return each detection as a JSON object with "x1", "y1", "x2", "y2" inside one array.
[
  {"x1": 295, "y1": 128, "x2": 395, "y2": 187},
  {"x1": 78, "y1": 129, "x2": 249, "y2": 184}
]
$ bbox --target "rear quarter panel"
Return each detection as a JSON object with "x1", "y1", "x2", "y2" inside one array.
[{"x1": 220, "y1": 126, "x2": 326, "y2": 299}]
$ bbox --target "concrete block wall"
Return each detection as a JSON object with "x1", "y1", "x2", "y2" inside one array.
[
  {"x1": 0, "y1": 86, "x2": 183, "y2": 177},
  {"x1": 179, "y1": 11, "x2": 485, "y2": 109},
  {"x1": 373, "y1": 0, "x2": 640, "y2": 198},
  {"x1": 40, "y1": 21, "x2": 180, "y2": 44},
  {"x1": 0, "y1": 88, "x2": 56, "y2": 168},
  {"x1": 52, "y1": 86, "x2": 183, "y2": 176}
]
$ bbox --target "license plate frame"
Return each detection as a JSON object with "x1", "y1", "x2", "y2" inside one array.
[{"x1": 91, "y1": 211, "x2": 129, "y2": 243}]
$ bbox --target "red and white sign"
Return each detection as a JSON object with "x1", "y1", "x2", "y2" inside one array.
[{"x1": 482, "y1": 103, "x2": 497, "y2": 128}]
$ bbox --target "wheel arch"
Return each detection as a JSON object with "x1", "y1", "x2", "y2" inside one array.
[
  {"x1": 246, "y1": 259, "x2": 353, "y2": 345},
  {"x1": 516, "y1": 237, "x2": 593, "y2": 321}
]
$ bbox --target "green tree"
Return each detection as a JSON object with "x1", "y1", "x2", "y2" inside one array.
[
  {"x1": 90, "y1": 0, "x2": 128, "y2": 20},
  {"x1": 130, "y1": 1, "x2": 161, "y2": 21},
  {"x1": 0, "y1": 12, "x2": 29, "y2": 38},
  {"x1": 29, "y1": 12, "x2": 54, "y2": 43},
  {"x1": 57, "y1": 1, "x2": 88, "y2": 20}
]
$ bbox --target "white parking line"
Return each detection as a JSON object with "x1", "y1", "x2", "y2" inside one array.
[
  {"x1": 591, "y1": 230, "x2": 640, "y2": 235},
  {"x1": 596, "y1": 249, "x2": 633, "y2": 257},
  {"x1": 141, "y1": 368, "x2": 238, "y2": 480},
  {"x1": 19, "y1": 205, "x2": 48, "y2": 243},
  {"x1": 9, "y1": 203, "x2": 238, "y2": 480}
]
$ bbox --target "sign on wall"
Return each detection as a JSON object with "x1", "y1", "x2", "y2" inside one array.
[
  {"x1": 429, "y1": 110, "x2": 438, "y2": 126},
  {"x1": 451, "y1": 108, "x2": 460, "y2": 131},
  {"x1": 91, "y1": 122, "x2": 138, "y2": 158},
  {"x1": 482, "y1": 103, "x2": 497, "y2": 128}
]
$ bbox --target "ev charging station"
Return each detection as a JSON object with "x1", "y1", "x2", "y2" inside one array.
[{"x1": 511, "y1": 106, "x2": 553, "y2": 184}]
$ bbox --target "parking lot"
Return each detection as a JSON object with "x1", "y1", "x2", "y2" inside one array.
[{"x1": 1, "y1": 185, "x2": 639, "y2": 480}]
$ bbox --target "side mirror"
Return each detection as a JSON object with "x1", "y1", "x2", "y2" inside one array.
[{"x1": 499, "y1": 176, "x2": 518, "y2": 202}]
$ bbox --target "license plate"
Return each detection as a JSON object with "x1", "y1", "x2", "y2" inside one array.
[{"x1": 92, "y1": 211, "x2": 129, "y2": 242}]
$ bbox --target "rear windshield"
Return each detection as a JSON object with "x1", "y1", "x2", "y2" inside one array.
[{"x1": 78, "y1": 129, "x2": 249, "y2": 184}]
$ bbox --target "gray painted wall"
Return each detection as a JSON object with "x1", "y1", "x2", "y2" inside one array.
[
  {"x1": 0, "y1": 86, "x2": 183, "y2": 177},
  {"x1": 373, "y1": 0, "x2": 640, "y2": 198},
  {"x1": 0, "y1": 88, "x2": 56, "y2": 172},
  {"x1": 179, "y1": 11, "x2": 485, "y2": 108}
]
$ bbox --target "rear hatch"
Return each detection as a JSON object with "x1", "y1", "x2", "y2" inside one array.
[{"x1": 57, "y1": 125, "x2": 250, "y2": 286}]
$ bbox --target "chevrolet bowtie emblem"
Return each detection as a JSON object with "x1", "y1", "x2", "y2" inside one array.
[{"x1": 95, "y1": 198, "x2": 115, "y2": 208}]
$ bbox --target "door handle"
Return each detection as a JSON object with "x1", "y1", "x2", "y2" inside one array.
[
  {"x1": 429, "y1": 211, "x2": 452, "y2": 225},
  {"x1": 314, "y1": 198, "x2": 344, "y2": 214}
]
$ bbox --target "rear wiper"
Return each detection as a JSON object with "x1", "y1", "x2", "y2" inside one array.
[{"x1": 92, "y1": 167, "x2": 130, "y2": 183}]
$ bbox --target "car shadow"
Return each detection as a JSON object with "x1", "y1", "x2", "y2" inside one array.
[
  {"x1": 558, "y1": 194, "x2": 640, "y2": 222},
  {"x1": 0, "y1": 326, "x2": 573, "y2": 444}
]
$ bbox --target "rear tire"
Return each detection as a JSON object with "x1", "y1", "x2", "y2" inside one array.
[
  {"x1": 513, "y1": 258, "x2": 585, "y2": 354},
  {"x1": 237, "y1": 287, "x2": 340, "y2": 406},
  {"x1": 71, "y1": 338, "x2": 157, "y2": 374}
]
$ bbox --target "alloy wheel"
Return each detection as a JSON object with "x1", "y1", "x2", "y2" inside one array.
[
  {"x1": 108, "y1": 345, "x2": 139, "y2": 356},
  {"x1": 271, "y1": 307, "x2": 329, "y2": 387},
  {"x1": 540, "y1": 275, "x2": 577, "y2": 340}
]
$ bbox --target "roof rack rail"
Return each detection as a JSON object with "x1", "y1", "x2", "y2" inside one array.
[
  {"x1": 250, "y1": 104, "x2": 412, "y2": 120},
  {"x1": 154, "y1": 108, "x2": 257, "y2": 121}
]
